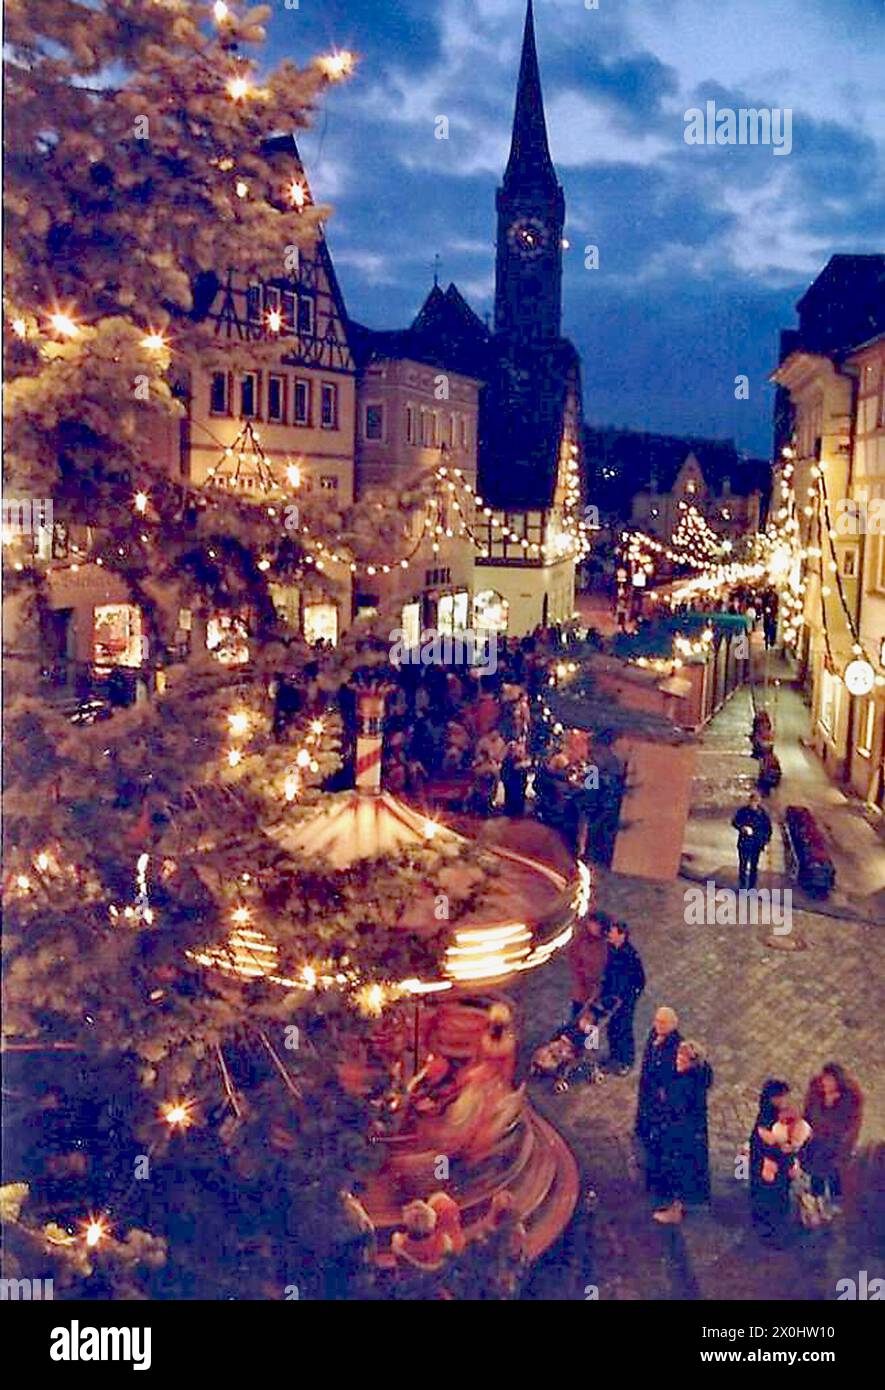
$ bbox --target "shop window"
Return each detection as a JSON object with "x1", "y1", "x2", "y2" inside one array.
[
  {"x1": 93, "y1": 604, "x2": 145, "y2": 668},
  {"x1": 207, "y1": 614, "x2": 250, "y2": 665},
  {"x1": 401, "y1": 602, "x2": 421, "y2": 652},
  {"x1": 438, "y1": 591, "x2": 468, "y2": 636},
  {"x1": 303, "y1": 602, "x2": 338, "y2": 647},
  {"x1": 474, "y1": 589, "x2": 510, "y2": 634},
  {"x1": 819, "y1": 668, "x2": 840, "y2": 737}
]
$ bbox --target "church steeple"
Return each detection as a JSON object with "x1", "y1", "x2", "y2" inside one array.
[
  {"x1": 495, "y1": 1, "x2": 564, "y2": 345},
  {"x1": 502, "y1": 0, "x2": 558, "y2": 193}
]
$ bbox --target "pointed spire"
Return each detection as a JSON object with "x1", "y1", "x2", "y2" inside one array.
[{"x1": 503, "y1": 0, "x2": 558, "y2": 191}]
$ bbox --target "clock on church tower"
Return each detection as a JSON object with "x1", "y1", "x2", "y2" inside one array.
[{"x1": 494, "y1": 1, "x2": 565, "y2": 345}]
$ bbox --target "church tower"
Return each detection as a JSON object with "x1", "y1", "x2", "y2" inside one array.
[{"x1": 494, "y1": 0, "x2": 565, "y2": 345}]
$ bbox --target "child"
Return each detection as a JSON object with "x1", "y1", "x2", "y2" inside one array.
[{"x1": 531, "y1": 1007, "x2": 604, "y2": 1092}]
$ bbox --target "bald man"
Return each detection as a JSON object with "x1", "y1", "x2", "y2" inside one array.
[{"x1": 636, "y1": 1007, "x2": 683, "y2": 1203}]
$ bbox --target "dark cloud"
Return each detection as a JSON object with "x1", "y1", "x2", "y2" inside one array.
[{"x1": 264, "y1": 0, "x2": 885, "y2": 456}]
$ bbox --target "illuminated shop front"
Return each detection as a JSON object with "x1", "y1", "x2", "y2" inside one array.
[
  {"x1": 474, "y1": 588, "x2": 509, "y2": 636},
  {"x1": 93, "y1": 604, "x2": 145, "y2": 668},
  {"x1": 303, "y1": 601, "x2": 338, "y2": 647}
]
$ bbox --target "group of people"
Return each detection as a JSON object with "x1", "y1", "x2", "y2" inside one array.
[
  {"x1": 635, "y1": 1006, "x2": 713, "y2": 1226},
  {"x1": 539, "y1": 911, "x2": 865, "y2": 1244},
  {"x1": 749, "y1": 1066, "x2": 863, "y2": 1242},
  {"x1": 533, "y1": 912, "x2": 646, "y2": 1087}
]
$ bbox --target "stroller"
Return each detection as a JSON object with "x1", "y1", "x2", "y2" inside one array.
[{"x1": 531, "y1": 1003, "x2": 609, "y2": 1092}]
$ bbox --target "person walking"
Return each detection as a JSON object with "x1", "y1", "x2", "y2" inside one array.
[
  {"x1": 652, "y1": 1039, "x2": 713, "y2": 1224},
  {"x1": 803, "y1": 1063, "x2": 863, "y2": 1214},
  {"x1": 732, "y1": 791, "x2": 773, "y2": 889},
  {"x1": 635, "y1": 1007, "x2": 681, "y2": 1198},
  {"x1": 599, "y1": 921, "x2": 646, "y2": 1075}
]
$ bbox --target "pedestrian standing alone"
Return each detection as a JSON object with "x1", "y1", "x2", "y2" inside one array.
[
  {"x1": 599, "y1": 921, "x2": 646, "y2": 1074},
  {"x1": 732, "y1": 791, "x2": 773, "y2": 889}
]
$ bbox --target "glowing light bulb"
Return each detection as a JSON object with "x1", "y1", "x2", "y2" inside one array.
[
  {"x1": 12, "y1": 318, "x2": 27, "y2": 338},
  {"x1": 286, "y1": 462, "x2": 302, "y2": 488},
  {"x1": 232, "y1": 906, "x2": 251, "y2": 925},
  {"x1": 288, "y1": 180, "x2": 307, "y2": 209},
  {"x1": 296, "y1": 748, "x2": 311, "y2": 768},
  {"x1": 318, "y1": 50, "x2": 355, "y2": 81},
  {"x1": 84, "y1": 1218, "x2": 106, "y2": 1248},
  {"x1": 267, "y1": 308, "x2": 282, "y2": 333},
  {"x1": 36, "y1": 852, "x2": 50, "y2": 871},
  {"x1": 310, "y1": 719, "x2": 324, "y2": 735},
  {"x1": 141, "y1": 331, "x2": 166, "y2": 352},
  {"x1": 228, "y1": 748, "x2": 242, "y2": 767},
  {"x1": 49, "y1": 312, "x2": 79, "y2": 338},
  {"x1": 236, "y1": 180, "x2": 249, "y2": 199},
  {"x1": 17, "y1": 875, "x2": 31, "y2": 891},
  {"x1": 227, "y1": 76, "x2": 250, "y2": 102},
  {"x1": 228, "y1": 710, "x2": 250, "y2": 736},
  {"x1": 213, "y1": 0, "x2": 230, "y2": 21},
  {"x1": 161, "y1": 1099, "x2": 194, "y2": 1130},
  {"x1": 133, "y1": 491, "x2": 149, "y2": 514}
]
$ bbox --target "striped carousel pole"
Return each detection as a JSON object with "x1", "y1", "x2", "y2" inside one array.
[{"x1": 354, "y1": 687, "x2": 386, "y2": 794}]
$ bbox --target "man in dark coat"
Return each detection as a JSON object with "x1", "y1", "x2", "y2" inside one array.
[
  {"x1": 599, "y1": 922, "x2": 646, "y2": 1075},
  {"x1": 732, "y1": 791, "x2": 773, "y2": 888},
  {"x1": 635, "y1": 1007, "x2": 682, "y2": 1202}
]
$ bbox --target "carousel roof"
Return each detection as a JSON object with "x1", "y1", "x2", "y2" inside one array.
[
  {"x1": 192, "y1": 790, "x2": 590, "y2": 992},
  {"x1": 265, "y1": 789, "x2": 466, "y2": 869}
]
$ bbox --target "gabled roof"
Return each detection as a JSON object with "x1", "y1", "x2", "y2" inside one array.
[
  {"x1": 349, "y1": 282, "x2": 490, "y2": 379},
  {"x1": 793, "y1": 254, "x2": 885, "y2": 358},
  {"x1": 584, "y1": 426, "x2": 769, "y2": 514}
]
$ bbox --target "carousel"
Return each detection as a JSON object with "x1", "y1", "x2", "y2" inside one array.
[{"x1": 193, "y1": 692, "x2": 587, "y2": 1261}]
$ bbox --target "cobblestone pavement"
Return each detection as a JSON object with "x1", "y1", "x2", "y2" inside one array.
[
  {"x1": 515, "y1": 875, "x2": 883, "y2": 1301},
  {"x1": 511, "y1": 668, "x2": 885, "y2": 1302},
  {"x1": 682, "y1": 644, "x2": 885, "y2": 922}
]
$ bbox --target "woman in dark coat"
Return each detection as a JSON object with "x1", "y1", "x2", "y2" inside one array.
[
  {"x1": 653, "y1": 1040, "x2": 714, "y2": 1223},
  {"x1": 803, "y1": 1063, "x2": 863, "y2": 1210},
  {"x1": 749, "y1": 1078, "x2": 793, "y2": 1242}
]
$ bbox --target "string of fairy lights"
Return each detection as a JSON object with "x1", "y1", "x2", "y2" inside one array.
[
  {"x1": 619, "y1": 502, "x2": 727, "y2": 584},
  {"x1": 766, "y1": 444, "x2": 881, "y2": 695}
]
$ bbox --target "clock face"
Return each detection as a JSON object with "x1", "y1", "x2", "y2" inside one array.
[{"x1": 508, "y1": 216, "x2": 550, "y2": 259}]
